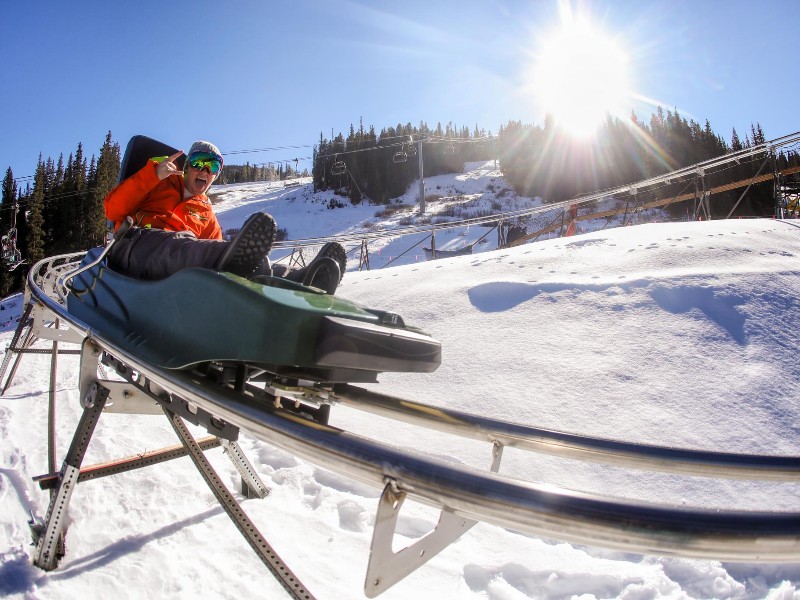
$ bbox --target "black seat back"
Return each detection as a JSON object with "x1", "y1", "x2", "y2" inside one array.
[{"x1": 118, "y1": 135, "x2": 184, "y2": 183}]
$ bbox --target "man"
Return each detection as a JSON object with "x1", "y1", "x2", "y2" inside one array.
[{"x1": 105, "y1": 140, "x2": 346, "y2": 293}]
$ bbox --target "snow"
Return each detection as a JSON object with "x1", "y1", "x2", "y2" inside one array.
[{"x1": 1, "y1": 162, "x2": 799, "y2": 599}]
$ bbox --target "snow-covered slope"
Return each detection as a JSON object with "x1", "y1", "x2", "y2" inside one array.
[{"x1": 1, "y1": 163, "x2": 799, "y2": 599}]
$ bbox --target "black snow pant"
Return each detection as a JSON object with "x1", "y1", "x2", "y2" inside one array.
[{"x1": 108, "y1": 228, "x2": 228, "y2": 281}]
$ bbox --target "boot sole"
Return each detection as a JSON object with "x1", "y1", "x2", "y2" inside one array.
[
  {"x1": 317, "y1": 242, "x2": 347, "y2": 282},
  {"x1": 302, "y1": 257, "x2": 341, "y2": 295},
  {"x1": 219, "y1": 213, "x2": 277, "y2": 275}
]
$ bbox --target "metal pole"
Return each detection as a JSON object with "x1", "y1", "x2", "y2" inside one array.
[
  {"x1": 418, "y1": 140, "x2": 425, "y2": 214},
  {"x1": 48, "y1": 318, "x2": 59, "y2": 485},
  {"x1": 724, "y1": 154, "x2": 772, "y2": 219},
  {"x1": 772, "y1": 151, "x2": 782, "y2": 219},
  {"x1": 702, "y1": 172, "x2": 710, "y2": 219}
]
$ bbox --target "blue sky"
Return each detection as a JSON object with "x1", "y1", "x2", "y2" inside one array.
[{"x1": 2, "y1": 1, "x2": 798, "y2": 183}]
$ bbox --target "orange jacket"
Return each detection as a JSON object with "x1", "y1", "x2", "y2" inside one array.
[{"x1": 104, "y1": 160, "x2": 223, "y2": 240}]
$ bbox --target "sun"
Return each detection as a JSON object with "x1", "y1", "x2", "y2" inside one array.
[{"x1": 533, "y1": 19, "x2": 631, "y2": 137}]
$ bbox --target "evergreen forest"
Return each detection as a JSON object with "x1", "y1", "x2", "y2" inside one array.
[{"x1": 1, "y1": 132, "x2": 121, "y2": 297}]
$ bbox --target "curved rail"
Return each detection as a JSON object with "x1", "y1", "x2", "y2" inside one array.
[
  {"x1": 335, "y1": 385, "x2": 800, "y2": 482},
  {"x1": 25, "y1": 253, "x2": 800, "y2": 563}
]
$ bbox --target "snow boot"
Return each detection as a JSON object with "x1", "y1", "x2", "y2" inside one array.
[
  {"x1": 283, "y1": 242, "x2": 347, "y2": 286},
  {"x1": 215, "y1": 212, "x2": 277, "y2": 277},
  {"x1": 300, "y1": 257, "x2": 341, "y2": 295},
  {"x1": 315, "y1": 241, "x2": 347, "y2": 282}
]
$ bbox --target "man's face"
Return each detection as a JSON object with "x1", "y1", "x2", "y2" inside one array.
[{"x1": 183, "y1": 161, "x2": 218, "y2": 197}]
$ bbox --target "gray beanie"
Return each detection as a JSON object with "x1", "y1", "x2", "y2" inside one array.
[{"x1": 188, "y1": 140, "x2": 223, "y2": 161}]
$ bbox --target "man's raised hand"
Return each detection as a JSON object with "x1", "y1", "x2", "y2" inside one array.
[{"x1": 155, "y1": 150, "x2": 185, "y2": 180}]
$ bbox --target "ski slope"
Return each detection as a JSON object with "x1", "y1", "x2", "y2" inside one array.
[{"x1": 1, "y1": 163, "x2": 799, "y2": 599}]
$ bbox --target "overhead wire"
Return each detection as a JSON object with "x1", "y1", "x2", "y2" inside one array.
[
  {"x1": 223, "y1": 144, "x2": 315, "y2": 156},
  {"x1": 315, "y1": 134, "x2": 495, "y2": 161},
  {"x1": 223, "y1": 134, "x2": 495, "y2": 169},
  {"x1": 0, "y1": 183, "x2": 113, "y2": 215},
  {"x1": 9, "y1": 131, "x2": 497, "y2": 184},
  {"x1": 9, "y1": 131, "x2": 796, "y2": 205}
]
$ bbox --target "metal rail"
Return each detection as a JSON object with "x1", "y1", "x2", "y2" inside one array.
[
  {"x1": 25, "y1": 254, "x2": 800, "y2": 565},
  {"x1": 334, "y1": 384, "x2": 800, "y2": 482}
]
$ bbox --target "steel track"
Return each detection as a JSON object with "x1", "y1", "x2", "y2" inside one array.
[{"x1": 24, "y1": 253, "x2": 800, "y2": 568}]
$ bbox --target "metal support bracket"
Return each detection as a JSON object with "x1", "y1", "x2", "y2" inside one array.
[
  {"x1": 32, "y1": 380, "x2": 109, "y2": 570},
  {"x1": 84, "y1": 345, "x2": 264, "y2": 498},
  {"x1": 364, "y1": 443, "x2": 504, "y2": 597},
  {"x1": 30, "y1": 302, "x2": 85, "y2": 344},
  {"x1": 0, "y1": 301, "x2": 35, "y2": 393},
  {"x1": 0, "y1": 300, "x2": 83, "y2": 395},
  {"x1": 165, "y1": 408, "x2": 312, "y2": 599},
  {"x1": 359, "y1": 239, "x2": 371, "y2": 271},
  {"x1": 92, "y1": 351, "x2": 239, "y2": 439},
  {"x1": 220, "y1": 439, "x2": 270, "y2": 499},
  {"x1": 29, "y1": 337, "x2": 287, "y2": 592},
  {"x1": 77, "y1": 341, "x2": 159, "y2": 414}
]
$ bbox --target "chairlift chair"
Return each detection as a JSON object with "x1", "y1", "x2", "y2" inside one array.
[
  {"x1": 6, "y1": 250, "x2": 24, "y2": 271},
  {"x1": 331, "y1": 157, "x2": 347, "y2": 176},
  {"x1": 1, "y1": 229, "x2": 15, "y2": 256},
  {"x1": 2, "y1": 207, "x2": 25, "y2": 271}
]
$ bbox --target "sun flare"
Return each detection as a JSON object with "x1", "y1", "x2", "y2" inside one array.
[{"x1": 534, "y1": 20, "x2": 631, "y2": 137}]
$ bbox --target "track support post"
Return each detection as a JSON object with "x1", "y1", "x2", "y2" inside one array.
[
  {"x1": 364, "y1": 443, "x2": 504, "y2": 597},
  {"x1": 31, "y1": 380, "x2": 109, "y2": 570},
  {"x1": 220, "y1": 438, "x2": 270, "y2": 499}
]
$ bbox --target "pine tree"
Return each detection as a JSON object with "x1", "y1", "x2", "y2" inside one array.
[
  {"x1": 0, "y1": 168, "x2": 18, "y2": 295},
  {"x1": 731, "y1": 128, "x2": 743, "y2": 151},
  {"x1": 72, "y1": 142, "x2": 89, "y2": 249},
  {"x1": 750, "y1": 122, "x2": 766, "y2": 146},
  {"x1": 1, "y1": 168, "x2": 16, "y2": 231},
  {"x1": 27, "y1": 157, "x2": 47, "y2": 263},
  {"x1": 86, "y1": 132, "x2": 120, "y2": 247}
]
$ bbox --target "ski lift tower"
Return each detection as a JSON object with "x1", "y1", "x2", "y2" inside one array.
[{"x1": 418, "y1": 139, "x2": 425, "y2": 214}]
